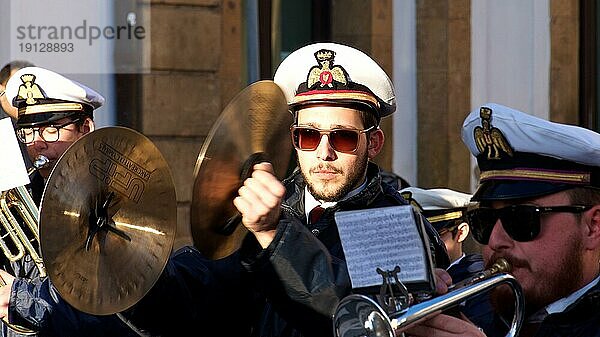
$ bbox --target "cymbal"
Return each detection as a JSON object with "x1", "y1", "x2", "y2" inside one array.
[
  {"x1": 40, "y1": 126, "x2": 177, "y2": 315},
  {"x1": 191, "y1": 80, "x2": 293, "y2": 259}
]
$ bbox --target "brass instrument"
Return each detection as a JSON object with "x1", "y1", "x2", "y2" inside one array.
[
  {"x1": 333, "y1": 258, "x2": 524, "y2": 337},
  {"x1": 0, "y1": 155, "x2": 49, "y2": 335}
]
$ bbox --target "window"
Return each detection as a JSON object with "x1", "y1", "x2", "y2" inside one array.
[{"x1": 257, "y1": 0, "x2": 331, "y2": 78}]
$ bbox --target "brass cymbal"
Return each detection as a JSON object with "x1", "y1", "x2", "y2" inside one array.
[
  {"x1": 40, "y1": 126, "x2": 177, "y2": 315},
  {"x1": 191, "y1": 80, "x2": 293, "y2": 259}
]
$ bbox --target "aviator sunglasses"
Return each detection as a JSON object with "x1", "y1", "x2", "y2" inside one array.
[
  {"x1": 290, "y1": 125, "x2": 375, "y2": 153},
  {"x1": 467, "y1": 204, "x2": 592, "y2": 244}
]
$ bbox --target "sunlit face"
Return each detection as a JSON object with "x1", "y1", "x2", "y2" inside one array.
[
  {"x1": 25, "y1": 117, "x2": 93, "y2": 178},
  {"x1": 295, "y1": 106, "x2": 380, "y2": 202},
  {"x1": 484, "y1": 192, "x2": 586, "y2": 315}
]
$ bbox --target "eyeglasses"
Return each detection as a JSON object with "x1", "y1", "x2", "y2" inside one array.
[
  {"x1": 467, "y1": 204, "x2": 592, "y2": 244},
  {"x1": 290, "y1": 125, "x2": 375, "y2": 153},
  {"x1": 16, "y1": 119, "x2": 81, "y2": 144},
  {"x1": 0, "y1": 90, "x2": 5, "y2": 97}
]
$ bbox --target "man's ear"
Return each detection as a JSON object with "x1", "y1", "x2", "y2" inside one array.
[
  {"x1": 367, "y1": 128, "x2": 384, "y2": 159},
  {"x1": 583, "y1": 205, "x2": 600, "y2": 250},
  {"x1": 456, "y1": 223, "x2": 470, "y2": 243},
  {"x1": 81, "y1": 117, "x2": 95, "y2": 133}
]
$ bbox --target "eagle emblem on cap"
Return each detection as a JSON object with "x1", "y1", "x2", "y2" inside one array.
[
  {"x1": 399, "y1": 191, "x2": 424, "y2": 212},
  {"x1": 17, "y1": 74, "x2": 45, "y2": 105},
  {"x1": 474, "y1": 107, "x2": 514, "y2": 159},
  {"x1": 306, "y1": 49, "x2": 349, "y2": 89}
]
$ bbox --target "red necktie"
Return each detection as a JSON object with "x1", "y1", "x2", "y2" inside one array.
[{"x1": 309, "y1": 206, "x2": 325, "y2": 224}]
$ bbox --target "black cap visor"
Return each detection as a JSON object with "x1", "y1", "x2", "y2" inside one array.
[
  {"x1": 472, "y1": 180, "x2": 574, "y2": 201},
  {"x1": 17, "y1": 111, "x2": 78, "y2": 128}
]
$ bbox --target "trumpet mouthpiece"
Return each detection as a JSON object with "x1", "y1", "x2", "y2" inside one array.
[
  {"x1": 492, "y1": 258, "x2": 511, "y2": 274},
  {"x1": 34, "y1": 155, "x2": 50, "y2": 170}
]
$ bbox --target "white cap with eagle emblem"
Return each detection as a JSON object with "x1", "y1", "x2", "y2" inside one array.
[
  {"x1": 273, "y1": 42, "x2": 395, "y2": 120},
  {"x1": 5, "y1": 66, "x2": 104, "y2": 128},
  {"x1": 462, "y1": 103, "x2": 600, "y2": 201}
]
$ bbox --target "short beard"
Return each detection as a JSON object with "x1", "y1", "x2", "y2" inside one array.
[
  {"x1": 301, "y1": 150, "x2": 369, "y2": 202},
  {"x1": 489, "y1": 239, "x2": 584, "y2": 318}
]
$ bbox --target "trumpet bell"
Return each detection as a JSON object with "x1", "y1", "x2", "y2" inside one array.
[{"x1": 334, "y1": 294, "x2": 393, "y2": 337}]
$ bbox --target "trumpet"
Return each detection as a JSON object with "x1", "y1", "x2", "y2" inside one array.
[
  {"x1": 0, "y1": 155, "x2": 49, "y2": 335},
  {"x1": 333, "y1": 258, "x2": 524, "y2": 337}
]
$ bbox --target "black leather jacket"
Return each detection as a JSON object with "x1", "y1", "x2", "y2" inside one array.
[{"x1": 125, "y1": 162, "x2": 449, "y2": 337}]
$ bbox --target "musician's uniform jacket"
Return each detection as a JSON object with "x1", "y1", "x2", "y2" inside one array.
[
  {"x1": 2, "y1": 221, "x2": 139, "y2": 336},
  {"x1": 6, "y1": 272, "x2": 139, "y2": 337},
  {"x1": 0, "y1": 174, "x2": 43, "y2": 337},
  {"x1": 484, "y1": 280, "x2": 600, "y2": 337},
  {"x1": 124, "y1": 162, "x2": 449, "y2": 337},
  {"x1": 447, "y1": 253, "x2": 484, "y2": 283},
  {"x1": 531, "y1": 280, "x2": 600, "y2": 337}
]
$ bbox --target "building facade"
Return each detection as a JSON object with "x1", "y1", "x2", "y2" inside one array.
[
  {"x1": 0, "y1": 0, "x2": 592, "y2": 248},
  {"x1": 130, "y1": 0, "x2": 590, "y2": 247}
]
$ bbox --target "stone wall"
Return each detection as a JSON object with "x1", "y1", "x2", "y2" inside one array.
[{"x1": 142, "y1": 0, "x2": 242, "y2": 249}]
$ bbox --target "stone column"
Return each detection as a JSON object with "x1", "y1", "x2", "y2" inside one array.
[
  {"x1": 416, "y1": 0, "x2": 471, "y2": 191},
  {"x1": 550, "y1": 0, "x2": 579, "y2": 124}
]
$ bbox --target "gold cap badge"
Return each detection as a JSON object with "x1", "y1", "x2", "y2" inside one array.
[
  {"x1": 307, "y1": 49, "x2": 349, "y2": 89},
  {"x1": 473, "y1": 106, "x2": 514, "y2": 160},
  {"x1": 17, "y1": 74, "x2": 46, "y2": 105}
]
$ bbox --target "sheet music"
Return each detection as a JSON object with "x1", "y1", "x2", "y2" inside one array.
[
  {"x1": 0, "y1": 118, "x2": 30, "y2": 192},
  {"x1": 335, "y1": 205, "x2": 429, "y2": 289}
]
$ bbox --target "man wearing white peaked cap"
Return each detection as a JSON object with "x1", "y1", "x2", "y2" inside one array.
[
  {"x1": 121, "y1": 42, "x2": 448, "y2": 337},
  {"x1": 222, "y1": 41, "x2": 448, "y2": 337},
  {"x1": 406, "y1": 103, "x2": 600, "y2": 337},
  {"x1": 6, "y1": 66, "x2": 103, "y2": 181},
  {"x1": 1, "y1": 67, "x2": 137, "y2": 337}
]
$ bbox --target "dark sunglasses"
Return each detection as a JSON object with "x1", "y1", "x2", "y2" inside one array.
[
  {"x1": 467, "y1": 204, "x2": 592, "y2": 244},
  {"x1": 290, "y1": 125, "x2": 375, "y2": 153}
]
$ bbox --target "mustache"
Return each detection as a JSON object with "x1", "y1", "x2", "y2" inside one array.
[
  {"x1": 487, "y1": 252, "x2": 529, "y2": 271},
  {"x1": 309, "y1": 164, "x2": 343, "y2": 175}
]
